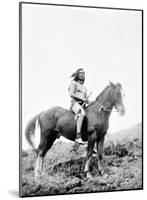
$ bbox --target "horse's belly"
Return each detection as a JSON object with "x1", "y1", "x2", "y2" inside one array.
[{"x1": 56, "y1": 114, "x2": 77, "y2": 141}]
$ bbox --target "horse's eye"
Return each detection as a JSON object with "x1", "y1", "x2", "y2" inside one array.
[{"x1": 117, "y1": 92, "x2": 121, "y2": 97}]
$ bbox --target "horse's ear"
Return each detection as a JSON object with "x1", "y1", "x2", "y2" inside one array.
[
  {"x1": 116, "y1": 82, "x2": 122, "y2": 88},
  {"x1": 109, "y1": 81, "x2": 115, "y2": 88}
]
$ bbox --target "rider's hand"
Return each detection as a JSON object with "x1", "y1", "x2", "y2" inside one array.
[
  {"x1": 83, "y1": 98, "x2": 89, "y2": 104},
  {"x1": 84, "y1": 92, "x2": 92, "y2": 104}
]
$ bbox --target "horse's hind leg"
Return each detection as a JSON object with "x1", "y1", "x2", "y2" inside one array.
[
  {"x1": 34, "y1": 152, "x2": 44, "y2": 177},
  {"x1": 34, "y1": 131, "x2": 57, "y2": 177}
]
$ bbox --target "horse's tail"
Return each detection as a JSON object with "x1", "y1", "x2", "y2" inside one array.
[{"x1": 25, "y1": 114, "x2": 41, "y2": 149}]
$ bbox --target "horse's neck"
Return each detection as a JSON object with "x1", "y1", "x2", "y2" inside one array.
[
  {"x1": 86, "y1": 88, "x2": 113, "y2": 122},
  {"x1": 96, "y1": 88, "x2": 113, "y2": 111}
]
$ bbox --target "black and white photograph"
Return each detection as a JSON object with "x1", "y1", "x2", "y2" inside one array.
[{"x1": 19, "y1": 2, "x2": 143, "y2": 197}]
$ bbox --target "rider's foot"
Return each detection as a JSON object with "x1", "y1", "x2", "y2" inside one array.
[{"x1": 75, "y1": 138, "x2": 87, "y2": 145}]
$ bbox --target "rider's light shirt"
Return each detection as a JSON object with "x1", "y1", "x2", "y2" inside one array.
[{"x1": 68, "y1": 80, "x2": 87, "y2": 105}]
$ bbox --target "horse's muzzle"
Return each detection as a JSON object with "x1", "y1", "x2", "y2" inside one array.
[
  {"x1": 116, "y1": 104, "x2": 126, "y2": 116},
  {"x1": 119, "y1": 108, "x2": 126, "y2": 116}
]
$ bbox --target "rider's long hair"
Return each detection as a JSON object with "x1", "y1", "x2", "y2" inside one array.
[{"x1": 70, "y1": 68, "x2": 85, "y2": 84}]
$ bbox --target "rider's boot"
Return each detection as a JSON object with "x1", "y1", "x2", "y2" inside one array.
[{"x1": 75, "y1": 132, "x2": 87, "y2": 145}]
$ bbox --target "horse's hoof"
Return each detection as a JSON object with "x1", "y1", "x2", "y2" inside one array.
[
  {"x1": 93, "y1": 149, "x2": 97, "y2": 154},
  {"x1": 34, "y1": 171, "x2": 42, "y2": 179},
  {"x1": 98, "y1": 169, "x2": 104, "y2": 176},
  {"x1": 86, "y1": 172, "x2": 92, "y2": 179},
  {"x1": 103, "y1": 173, "x2": 109, "y2": 179}
]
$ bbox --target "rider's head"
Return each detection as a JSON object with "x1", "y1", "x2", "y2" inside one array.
[{"x1": 71, "y1": 68, "x2": 85, "y2": 84}]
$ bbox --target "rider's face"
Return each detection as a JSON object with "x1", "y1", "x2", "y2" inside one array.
[{"x1": 78, "y1": 70, "x2": 85, "y2": 80}]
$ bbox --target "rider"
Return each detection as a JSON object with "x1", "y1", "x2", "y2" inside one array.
[{"x1": 68, "y1": 68, "x2": 90, "y2": 144}]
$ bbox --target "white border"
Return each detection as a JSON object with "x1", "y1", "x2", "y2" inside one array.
[{"x1": 0, "y1": 0, "x2": 145, "y2": 199}]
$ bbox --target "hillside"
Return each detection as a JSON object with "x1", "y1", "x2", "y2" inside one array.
[
  {"x1": 105, "y1": 123, "x2": 142, "y2": 143},
  {"x1": 21, "y1": 123, "x2": 142, "y2": 197}
]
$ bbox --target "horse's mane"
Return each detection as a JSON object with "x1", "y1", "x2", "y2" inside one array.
[
  {"x1": 88, "y1": 82, "x2": 122, "y2": 107},
  {"x1": 95, "y1": 85, "x2": 111, "y2": 101},
  {"x1": 87, "y1": 85, "x2": 111, "y2": 107}
]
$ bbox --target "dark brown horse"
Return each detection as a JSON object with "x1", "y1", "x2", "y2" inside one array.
[{"x1": 25, "y1": 81, "x2": 126, "y2": 178}]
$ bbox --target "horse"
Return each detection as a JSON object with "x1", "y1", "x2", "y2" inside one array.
[{"x1": 25, "y1": 81, "x2": 126, "y2": 178}]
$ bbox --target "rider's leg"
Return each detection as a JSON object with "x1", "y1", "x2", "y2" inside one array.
[
  {"x1": 72, "y1": 102, "x2": 86, "y2": 144},
  {"x1": 76, "y1": 109, "x2": 85, "y2": 134}
]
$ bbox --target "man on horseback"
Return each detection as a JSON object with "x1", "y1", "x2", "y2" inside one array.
[
  {"x1": 68, "y1": 68, "x2": 90, "y2": 144},
  {"x1": 26, "y1": 78, "x2": 126, "y2": 178}
]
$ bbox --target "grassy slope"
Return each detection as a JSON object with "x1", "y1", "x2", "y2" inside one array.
[{"x1": 21, "y1": 123, "x2": 142, "y2": 197}]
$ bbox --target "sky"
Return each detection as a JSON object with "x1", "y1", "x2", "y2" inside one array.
[{"x1": 21, "y1": 4, "x2": 142, "y2": 149}]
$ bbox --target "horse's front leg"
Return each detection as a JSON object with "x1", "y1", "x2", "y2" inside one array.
[
  {"x1": 84, "y1": 133, "x2": 96, "y2": 178},
  {"x1": 96, "y1": 136, "x2": 105, "y2": 175}
]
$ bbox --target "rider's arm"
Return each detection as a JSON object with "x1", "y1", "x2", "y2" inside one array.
[{"x1": 85, "y1": 90, "x2": 92, "y2": 104}]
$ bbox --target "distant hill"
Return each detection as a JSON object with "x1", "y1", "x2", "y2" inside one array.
[{"x1": 105, "y1": 123, "x2": 142, "y2": 145}]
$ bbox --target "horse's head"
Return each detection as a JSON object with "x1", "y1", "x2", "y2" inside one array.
[{"x1": 109, "y1": 81, "x2": 126, "y2": 116}]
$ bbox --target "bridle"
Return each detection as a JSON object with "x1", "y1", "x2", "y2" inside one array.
[
  {"x1": 96, "y1": 102, "x2": 119, "y2": 113},
  {"x1": 95, "y1": 87, "x2": 125, "y2": 113},
  {"x1": 87, "y1": 87, "x2": 125, "y2": 114}
]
